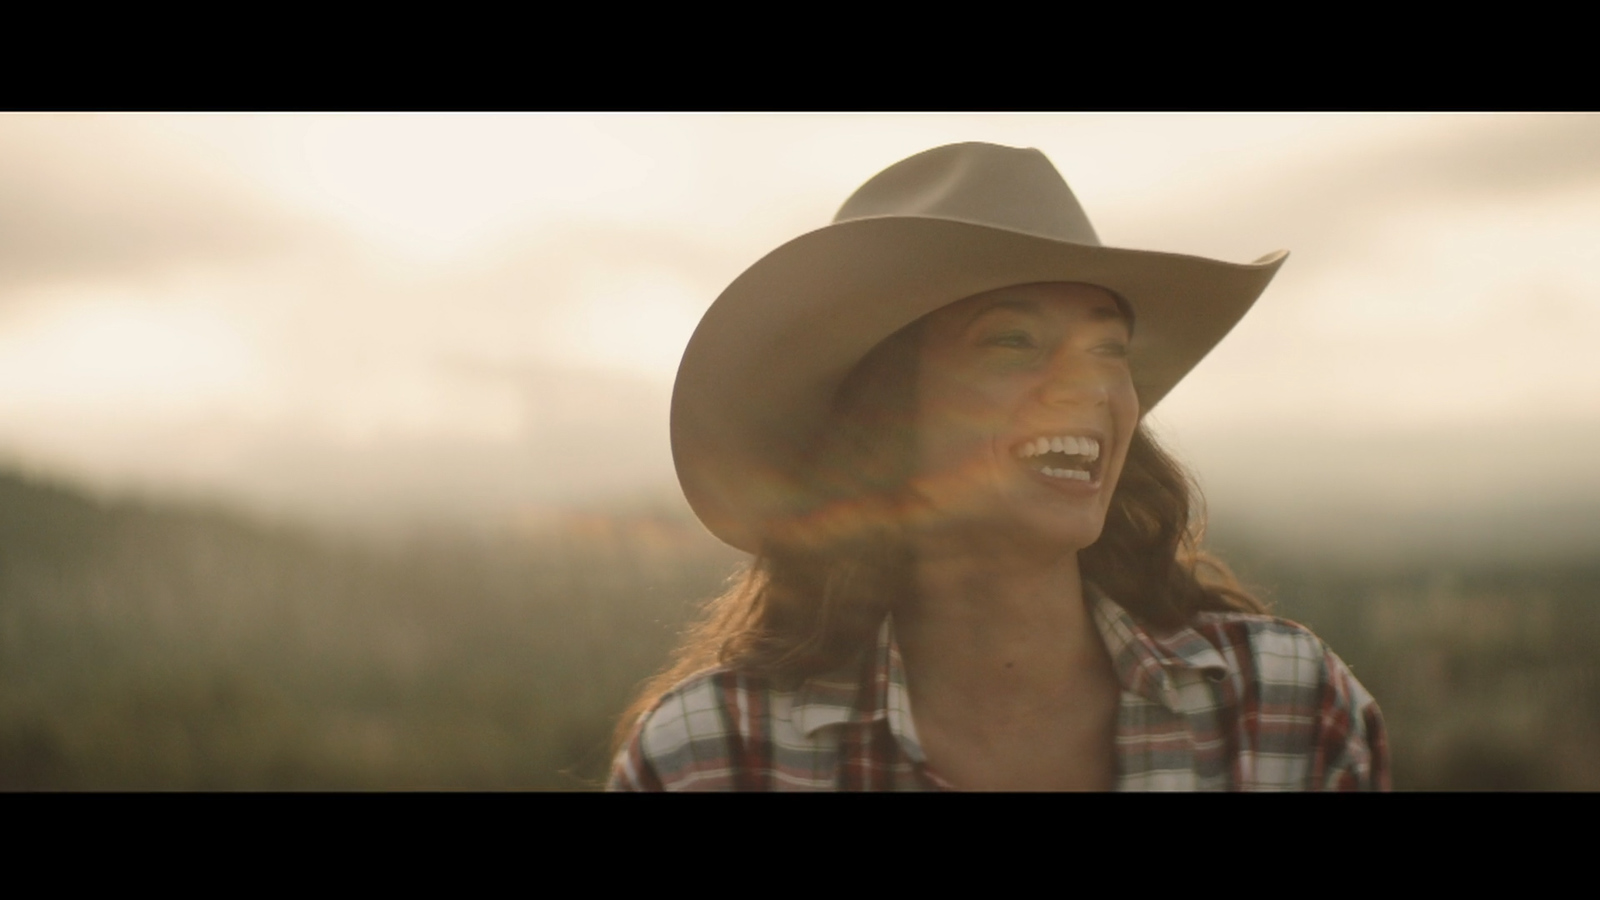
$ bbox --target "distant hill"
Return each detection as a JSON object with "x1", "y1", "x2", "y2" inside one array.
[{"x1": 0, "y1": 469, "x2": 744, "y2": 789}]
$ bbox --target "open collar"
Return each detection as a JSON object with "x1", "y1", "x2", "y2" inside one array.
[
  {"x1": 792, "y1": 614, "x2": 926, "y2": 762},
  {"x1": 792, "y1": 587, "x2": 1230, "y2": 745},
  {"x1": 1090, "y1": 587, "x2": 1229, "y2": 709}
]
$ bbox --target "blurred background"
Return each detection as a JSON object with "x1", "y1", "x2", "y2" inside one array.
[{"x1": 2, "y1": 113, "x2": 1597, "y2": 789}]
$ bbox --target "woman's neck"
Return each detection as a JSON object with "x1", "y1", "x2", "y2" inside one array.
[
  {"x1": 896, "y1": 533, "x2": 1105, "y2": 702},
  {"x1": 893, "y1": 533, "x2": 1121, "y2": 790}
]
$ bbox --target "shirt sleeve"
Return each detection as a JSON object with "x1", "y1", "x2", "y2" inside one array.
[
  {"x1": 606, "y1": 713, "x2": 666, "y2": 792},
  {"x1": 1311, "y1": 644, "x2": 1392, "y2": 791},
  {"x1": 604, "y1": 671, "x2": 742, "y2": 792}
]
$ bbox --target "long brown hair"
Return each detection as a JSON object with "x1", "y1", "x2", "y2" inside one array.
[{"x1": 614, "y1": 313, "x2": 1265, "y2": 751}]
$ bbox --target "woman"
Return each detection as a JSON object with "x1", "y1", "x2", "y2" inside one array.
[{"x1": 608, "y1": 142, "x2": 1389, "y2": 791}]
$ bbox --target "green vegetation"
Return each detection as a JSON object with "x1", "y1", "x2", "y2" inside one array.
[
  {"x1": 2, "y1": 469, "x2": 1595, "y2": 789},
  {"x1": 0, "y1": 471, "x2": 742, "y2": 789}
]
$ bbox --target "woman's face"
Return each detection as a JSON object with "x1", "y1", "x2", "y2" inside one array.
[{"x1": 911, "y1": 282, "x2": 1138, "y2": 554}]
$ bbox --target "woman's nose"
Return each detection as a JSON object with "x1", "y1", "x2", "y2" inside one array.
[{"x1": 1038, "y1": 352, "x2": 1110, "y2": 406}]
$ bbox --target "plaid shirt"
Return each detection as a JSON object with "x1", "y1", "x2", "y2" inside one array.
[{"x1": 609, "y1": 591, "x2": 1390, "y2": 791}]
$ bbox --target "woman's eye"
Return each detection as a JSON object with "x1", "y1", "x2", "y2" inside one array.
[
  {"x1": 1096, "y1": 341, "x2": 1130, "y2": 358},
  {"x1": 985, "y1": 331, "x2": 1036, "y2": 349}
]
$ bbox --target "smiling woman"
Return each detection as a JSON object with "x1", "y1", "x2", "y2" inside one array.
[{"x1": 609, "y1": 143, "x2": 1388, "y2": 791}]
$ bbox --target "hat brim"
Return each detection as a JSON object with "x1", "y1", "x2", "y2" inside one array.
[{"x1": 672, "y1": 215, "x2": 1288, "y2": 553}]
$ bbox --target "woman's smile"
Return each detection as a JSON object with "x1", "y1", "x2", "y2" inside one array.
[{"x1": 1014, "y1": 431, "x2": 1106, "y2": 485}]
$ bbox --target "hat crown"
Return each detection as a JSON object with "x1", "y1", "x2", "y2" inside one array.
[{"x1": 833, "y1": 142, "x2": 1102, "y2": 246}]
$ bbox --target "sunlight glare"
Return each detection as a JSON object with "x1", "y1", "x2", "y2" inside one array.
[{"x1": 0, "y1": 290, "x2": 262, "y2": 416}]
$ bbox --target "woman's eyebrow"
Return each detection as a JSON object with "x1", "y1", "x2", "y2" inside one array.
[
  {"x1": 962, "y1": 298, "x2": 1041, "y2": 329},
  {"x1": 963, "y1": 299, "x2": 1129, "y2": 330}
]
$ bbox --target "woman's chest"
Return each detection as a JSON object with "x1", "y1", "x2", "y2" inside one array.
[{"x1": 910, "y1": 679, "x2": 1122, "y2": 791}]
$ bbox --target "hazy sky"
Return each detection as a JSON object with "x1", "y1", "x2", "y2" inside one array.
[{"x1": 2, "y1": 113, "x2": 1597, "y2": 544}]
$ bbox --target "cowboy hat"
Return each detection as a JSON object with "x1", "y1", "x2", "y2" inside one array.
[{"x1": 672, "y1": 141, "x2": 1288, "y2": 553}]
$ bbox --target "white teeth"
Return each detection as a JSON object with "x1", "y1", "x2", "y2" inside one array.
[
  {"x1": 1014, "y1": 435, "x2": 1104, "y2": 460},
  {"x1": 1041, "y1": 467, "x2": 1091, "y2": 481}
]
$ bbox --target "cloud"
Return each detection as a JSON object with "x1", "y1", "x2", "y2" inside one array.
[
  {"x1": 0, "y1": 211, "x2": 734, "y2": 530},
  {"x1": 1106, "y1": 115, "x2": 1600, "y2": 278},
  {"x1": 0, "y1": 116, "x2": 326, "y2": 298}
]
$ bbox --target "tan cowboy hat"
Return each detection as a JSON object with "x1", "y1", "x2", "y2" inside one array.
[{"x1": 673, "y1": 141, "x2": 1288, "y2": 553}]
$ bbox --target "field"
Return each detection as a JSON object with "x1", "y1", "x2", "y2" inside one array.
[{"x1": 2, "y1": 470, "x2": 1595, "y2": 790}]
